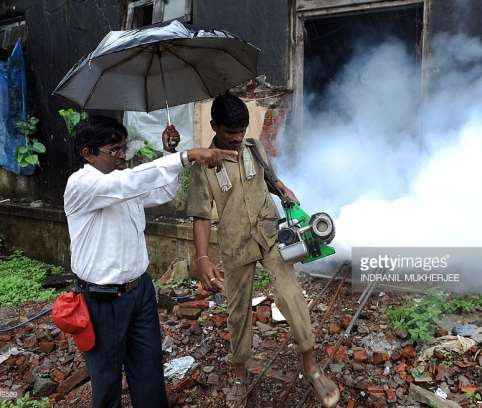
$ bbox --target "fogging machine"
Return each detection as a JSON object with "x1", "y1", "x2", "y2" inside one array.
[
  {"x1": 278, "y1": 201, "x2": 335, "y2": 263},
  {"x1": 246, "y1": 138, "x2": 336, "y2": 264}
]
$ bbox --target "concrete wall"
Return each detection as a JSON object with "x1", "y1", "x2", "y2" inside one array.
[
  {"x1": 194, "y1": 0, "x2": 291, "y2": 87},
  {"x1": 0, "y1": 203, "x2": 220, "y2": 278},
  {"x1": 0, "y1": 0, "x2": 127, "y2": 205}
]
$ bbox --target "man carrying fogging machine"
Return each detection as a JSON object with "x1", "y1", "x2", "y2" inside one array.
[{"x1": 186, "y1": 93, "x2": 339, "y2": 408}]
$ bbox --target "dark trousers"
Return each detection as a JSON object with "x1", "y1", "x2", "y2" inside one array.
[{"x1": 83, "y1": 273, "x2": 168, "y2": 408}]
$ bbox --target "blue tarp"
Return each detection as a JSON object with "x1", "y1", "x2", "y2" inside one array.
[{"x1": 0, "y1": 40, "x2": 33, "y2": 175}]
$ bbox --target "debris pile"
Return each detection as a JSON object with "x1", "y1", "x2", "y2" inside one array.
[{"x1": 0, "y1": 275, "x2": 480, "y2": 407}]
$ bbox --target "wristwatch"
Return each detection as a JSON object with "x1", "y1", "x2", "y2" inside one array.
[{"x1": 180, "y1": 150, "x2": 191, "y2": 167}]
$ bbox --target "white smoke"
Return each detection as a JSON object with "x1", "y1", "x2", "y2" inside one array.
[{"x1": 274, "y1": 34, "x2": 482, "y2": 275}]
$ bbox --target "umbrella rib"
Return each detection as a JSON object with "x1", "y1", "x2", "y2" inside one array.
[
  {"x1": 161, "y1": 45, "x2": 213, "y2": 96},
  {"x1": 83, "y1": 45, "x2": 151, "y2": 108},
  {"x1": 145, "y1": 49, "x2": 155, "y2": 111},
  {"x1": 170, "y1": 43, "x2": 256, "y2": 78}
]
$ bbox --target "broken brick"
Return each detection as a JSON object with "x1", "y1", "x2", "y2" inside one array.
[
  {"x1": 209, "y1": 314, "x2": 226, "y2": 328},
  {"x1": 325, "y1": 345, "x2": 348, "y2": 361},
  {"x1": 401, "y1": 346, "x2": 416, "y2": 360},
  {"x1": 367, "y1": 386, "x2": 385, "y2": 399},
  {"x1": 174, "y1": 306, "x2": 202, "y2": 320},
  {"x1": 58, "y1": 367, "x2": 90, "y2": 396},
  {"x1": 51, "y1": 369, "x2": 66, "y2": 383},
  {"x1": 195, "y1": 285, "x2": 210, "y2": 300},
  {"x1": 328, "y1": 322, "x2": 341, "y2": 335},
  {"x1": 0, "y1": 333, "x2": 13, "y2": 342},
  {"x1": 340, "y1": 314, "x2": 352, "y2": 329},
  {"x1": 372, "y1": 351, "x2": 390, "y2": 365},
  {"x1": 38, "y1": 341, "x2": 55, "y2": 354},
  {"x1": 219, "y1": 331, "x2": 231, "y2": 341},
  {"x1": 178, "y1": 300, "x2": 209, "y2": 309},
  {"x1": 255, "y1": 306, "x2": 271, "y2": 323},
  {"x1": 353, "y1": 349, "x2": 368, "y2": 363}
]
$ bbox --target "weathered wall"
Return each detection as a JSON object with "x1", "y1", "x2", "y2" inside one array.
[
  {"x1": 0, "y1": 0, "x2": 127, "y2": 205},
  {"x1": 193, "y1": 0, "x2": 290, "y2": 87},
  {"x1": 0, "y1": 203, "x2": 220, "y2": 278},
  {"x1": 429, "y1": 0, "x2": 482, "y2": 38},
  {"x1": 0, "y1": 0, "x2": 292, "y2": 206}
]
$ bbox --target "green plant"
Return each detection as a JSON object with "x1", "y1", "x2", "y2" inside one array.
[
  {"x1": 386, "y1": 291, "x2": 444, "y2": 344},
  {"x1": 0, "y1": 250, "x2": 63, "y2": 305},
  {"x1": 197, "y1": 315, "x2": 208, "y2": 324},
  {"x1": 0, "y1": 392, "x2": 51, "y2": 407},
  {"x1": 466, "y1": 389, "x2": 482, "y2": 405},
  {"x1": 254, "y1": 270, "x2": 272, "y2": 291},
  {"x1": 181, "y1": 167, "x2": 191, "y2": 193},
  {"x1": 386, "y1": 291, "x2": 482, "y2": 344},
  {"x1": 213, "y1": 303, "x2": 227, "y2": 313},
  {"x1": 441, "y1": 350, "x2": 454, "y2": 367},
  {"x1": 58, "y1": 109, "x2": 88, "y2": 136},
  {"x1": 15, "y1": 116, "x2": 46, "y2": 168},
  {"x1": 445, "y1": 294, "x2": 482, "y2": 313},
  {"x1": 137, "y1": 141, "x2": 156, "y2": 159}
]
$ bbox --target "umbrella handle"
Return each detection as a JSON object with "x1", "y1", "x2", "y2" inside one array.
[{"x1": 158, "y1": 49, "x2": 177, "y2": 150}]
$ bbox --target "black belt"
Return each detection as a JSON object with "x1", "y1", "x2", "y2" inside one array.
[{"x1": 76, "y1": 274, "x2": 142, "y2": 297}]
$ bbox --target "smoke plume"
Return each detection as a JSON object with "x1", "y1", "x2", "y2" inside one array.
[{"x1": 274, "y1": 34, "x2": 482, "y2": 283}]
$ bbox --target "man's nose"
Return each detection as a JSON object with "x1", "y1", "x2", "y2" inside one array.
[{"x1": 118, "y1": 149, "x2": 126, "y2": 159}]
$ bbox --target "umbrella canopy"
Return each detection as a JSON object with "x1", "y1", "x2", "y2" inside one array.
[{"x1": 53, "y1": 20, "x2": 258, "y2": 112}]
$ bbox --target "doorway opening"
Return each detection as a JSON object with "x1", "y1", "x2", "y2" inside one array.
[{"x1": 303, "y1": 5, "x2": 424, "y2": 114}]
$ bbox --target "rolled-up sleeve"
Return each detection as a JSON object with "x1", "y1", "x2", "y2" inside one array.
[
  {"x1": 65, "y1": 152, "x2": 183, "y2": 216},
  {"x1": 186, "y1": 163, "x2": 213, "y2": 220}
]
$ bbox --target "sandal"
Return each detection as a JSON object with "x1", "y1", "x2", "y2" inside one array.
[
  {"x1": 305, "y1": 367, "x2": 340, "y2": 408},
  {"x1": 226, "y1": 378, "x2": 248, "y2": 408}
]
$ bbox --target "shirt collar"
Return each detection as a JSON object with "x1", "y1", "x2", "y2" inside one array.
[{"x1": 210, "y1": 137, "x2": 252, "y2": 163}]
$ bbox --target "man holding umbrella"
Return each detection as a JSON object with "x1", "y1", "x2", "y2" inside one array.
[{"x1": 64, "y1": 115, "x2": 236, "y2": 407}]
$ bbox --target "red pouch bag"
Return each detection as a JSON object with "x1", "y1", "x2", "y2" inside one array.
[{"x1": 52, "y1": 292, "x2": 95, "y2": 352}]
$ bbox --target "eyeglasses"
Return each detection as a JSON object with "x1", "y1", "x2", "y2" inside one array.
[{"x1": 98, "y1": 144, "x2": 127, "y2": 158}]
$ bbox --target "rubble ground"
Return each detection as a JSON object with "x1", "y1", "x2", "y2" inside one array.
[{"x1": 0, "y1": 273, "x2": 480, "y2": 408}]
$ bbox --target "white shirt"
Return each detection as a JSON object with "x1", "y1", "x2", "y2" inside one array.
[{"x1": 64, "y1": 152, "x2": 182, "y2": 284}]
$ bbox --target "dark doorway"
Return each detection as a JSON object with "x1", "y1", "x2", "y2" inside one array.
[{"x1": 303, "y1": 5, "x2": 424, "y2": 114}]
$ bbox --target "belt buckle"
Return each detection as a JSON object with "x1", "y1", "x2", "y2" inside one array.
[{"x1": 125, "y1": 277, "x2": 138, "y2": 292}]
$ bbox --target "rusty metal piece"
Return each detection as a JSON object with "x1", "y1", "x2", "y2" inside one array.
[{"x1": 244, "y1": 262, "x2": 349, "y2": 401}]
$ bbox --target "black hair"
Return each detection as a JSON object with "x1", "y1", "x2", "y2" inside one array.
[
  {"x1": 211, "y1": 93, "x2": 249, "y2": 128},
  {"x1": 74, "y1": 115, "x2": 127, "y2": 163}
]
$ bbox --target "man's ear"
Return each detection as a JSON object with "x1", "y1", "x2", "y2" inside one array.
[
  {"x1": 81, "y1": 147, "x2": 94, "y2": 164},
  {"x1": 210, "y1": 120, "x2": 218, "y2": 132}
]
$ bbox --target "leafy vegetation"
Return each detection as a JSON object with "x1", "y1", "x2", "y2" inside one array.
[
  {"x1": 0, "y1": 392, "x2": 51, "y2": 408},
  {"x1": 386, "y1": 291, "x2": 482, "y2": 344},
  {"x1": 137, "y1": 141, "x2": 157, "y2": 160},
  {"x1": 15, "y1": 116, "x2": 46, "y2": 168},
  {"x1": 0, "y1": 251, "x2": 62, "y2": 305},
  {"x1": 466, "y1": 389, "x2": 482, "y2": 405},
  {"x1": 181, "y1": 167, "x2": 191, "y2": 193},
  {"x1": 58, "y1": 109, "x2": 88, "y2": 136},
  {"x1": 254, "y1": 270, "x2": 272, "y2": 291}
]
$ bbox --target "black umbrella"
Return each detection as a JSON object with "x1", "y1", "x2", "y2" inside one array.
[{"x1": 53, "y1": 20, "x2": 259, "y2": 121}]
